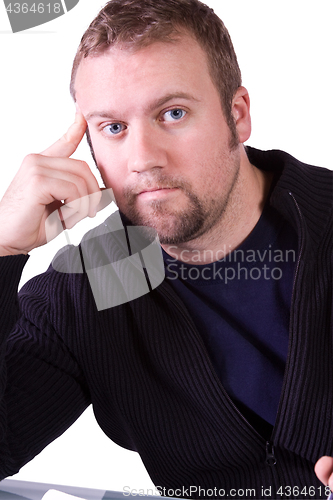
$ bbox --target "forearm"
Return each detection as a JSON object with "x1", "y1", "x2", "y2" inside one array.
[
  {"x1": 0, "y1": 255, "x2": 29, "y2": 342},
  {"x1": 0, "y1": 258, "x2": 90, "y2": 478}
]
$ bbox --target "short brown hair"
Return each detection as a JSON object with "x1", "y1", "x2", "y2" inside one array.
[{"x1": 70, "y1": 0, "x2": 241, "y2": 133}]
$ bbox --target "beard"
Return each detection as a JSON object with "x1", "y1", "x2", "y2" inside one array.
[
  {"x1": 123, "y1": 176, "x2": 207, "y2": 245},
  {"x1": 120, "y1": 143, "x2": 241, "y2": 245}
]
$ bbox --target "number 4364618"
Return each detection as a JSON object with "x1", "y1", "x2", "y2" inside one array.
[{"x1": 6, "y1": 3, "x2": 61, "y2": 14}]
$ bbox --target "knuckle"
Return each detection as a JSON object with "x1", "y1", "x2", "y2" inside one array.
[
  {"x1": 68, "y1": 180, "x2": 82, "y2": 197},
  {"x1": 76, "y1": 176, "x2": 89, "y2": 195},
  {"x1": 30, "y1": 173, "x2": 45, "y2": 189},
  {"x1": 75, "y1": 159, "x2": 89, "y2": 171},
  {"x1": 22, "y1": 153, "x2": 40, "y2": 167},
  {"x1": 29, "y1": 164, "x2": 44, "y2": 179}
]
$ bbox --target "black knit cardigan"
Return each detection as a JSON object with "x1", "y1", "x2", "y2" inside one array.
[{"x1": 0, "y1": 147, "x2": 332, "y2": 499}]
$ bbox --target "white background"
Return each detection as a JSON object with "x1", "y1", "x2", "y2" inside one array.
[{"x1": 0, "y1": 0, "x2": 332, "y2": 494}]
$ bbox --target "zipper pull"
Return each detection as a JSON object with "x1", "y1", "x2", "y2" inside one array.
[{"x1": 265, "y1": 441, "x2": 277, "y2": 466}]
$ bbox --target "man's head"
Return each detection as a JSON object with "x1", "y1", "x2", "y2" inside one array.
[
  {"x1": 70, "y1": 0, "x2": 242, "y2": 145},
  {"x1": 72, "y1": 0, "x2": 252, "y2": 246}
]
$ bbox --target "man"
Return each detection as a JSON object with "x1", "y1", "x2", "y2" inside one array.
[{"x1": 0, "y1": 0, "x2": 332, "y2": 498}]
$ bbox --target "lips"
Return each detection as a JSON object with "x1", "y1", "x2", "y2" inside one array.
[
  {"x1": 136, "y1": 187, "x2": 179, "y2": 200},
  {"x1": 123, "y1": 179, "x2": 182, "y2": 203},
  {"x1": 139, "y1": 187, "x2": 173, "y2": 195}
]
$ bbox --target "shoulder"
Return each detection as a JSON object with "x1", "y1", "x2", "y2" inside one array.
[
  {"x1": 246, "y1": 146, "x2": 332, "y2": 250},
  {"x1": 246, "y1": 145, "x2": 332, "y2": 210},
  {"x1": 246, "y1": 146, "x2": 332, "y2": 183}
]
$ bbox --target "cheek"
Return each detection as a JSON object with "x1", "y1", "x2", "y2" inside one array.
[
  {"x1": 176, "y1": 128, "x2": 224, "y2": 176},
  {"x1": 89, "y1": 133, "x2": 125, "y2": 186},
  {"x1": 181, "y1": 116, "x2": 228, "y2": 159},
  {"x1": 98, "y1": 160, "x2": 124, "y2": 196},
  {"x1": 173, "y1": 130, "x2": 209, "y2": 168}
]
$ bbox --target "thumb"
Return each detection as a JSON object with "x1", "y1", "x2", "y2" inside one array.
[
  {"x1": 315, "y1": 456, "x2": 333, "y2": 490},
  {"x1": 41, "y1": 108, "x2": 87, "y2": 158}
]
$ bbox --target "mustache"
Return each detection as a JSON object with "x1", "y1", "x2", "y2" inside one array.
[{"x1": 123, "y1": 174, "x2": 190, "y2": 199}]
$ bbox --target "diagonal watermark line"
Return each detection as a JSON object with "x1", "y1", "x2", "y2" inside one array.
[{"x1": 59, "y1": 0, "x2": 67, "y2": 13}]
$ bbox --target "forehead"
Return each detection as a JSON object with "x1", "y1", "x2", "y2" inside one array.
[{"x1": 74, "y1": 35, "x2": 215, "y2": 110}]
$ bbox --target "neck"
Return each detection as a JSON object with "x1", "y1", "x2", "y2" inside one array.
[{"x1": 162, "y1": 147, "x2": 273, "y2": 264}]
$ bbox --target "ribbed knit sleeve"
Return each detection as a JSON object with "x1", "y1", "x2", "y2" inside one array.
[
  {"x1": 0, "y1": 255, "x2": 29, "y2": 344},
  {"x1": 0, "y1": 255, "x2": 91, "y2": 479}
]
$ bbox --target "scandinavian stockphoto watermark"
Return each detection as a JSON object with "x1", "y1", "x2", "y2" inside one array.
[
  {"x1": 164, "y1": 245, "x2": 296, "y2": 283},
  {"x1": 3, "y1": 0, "x2": 80, "y2": 33}
]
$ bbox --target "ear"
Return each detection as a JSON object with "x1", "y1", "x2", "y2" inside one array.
[{"x1": 232, "y1": 86, "x2": 251, "y2": 144}]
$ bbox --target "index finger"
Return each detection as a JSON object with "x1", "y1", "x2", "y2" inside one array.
[{"x1": 41, "y1": 109, "x2": 87, "y2": 158}]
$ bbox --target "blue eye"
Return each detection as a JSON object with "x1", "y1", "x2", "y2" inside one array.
[
  {"x1": 163, "y1": 109, "x2": 186, "y2": 122},
  {"x1": 104, "y1": 123, "x2": 125, "y2": 135}
]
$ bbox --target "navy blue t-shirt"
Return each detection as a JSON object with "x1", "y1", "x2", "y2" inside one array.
[{"x1": 163, "y1": 204, "x2": 298, "y2": 438}]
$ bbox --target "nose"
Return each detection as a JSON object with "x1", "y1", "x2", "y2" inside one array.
[{"x1": 127, "y1": 125, "x2": 167, "y2": 174}]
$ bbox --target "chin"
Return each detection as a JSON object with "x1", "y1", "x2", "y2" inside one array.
[{"x1": 133, "y1": 211, "x2": 205, "y2": 245}]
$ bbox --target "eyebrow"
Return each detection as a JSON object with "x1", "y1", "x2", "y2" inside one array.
[
  {"x1": 85, "y1": 92, "x2": 200, "y2": 122},
  {"x1": 147, "y1": 92, "x2": 201, "y2": 112}
]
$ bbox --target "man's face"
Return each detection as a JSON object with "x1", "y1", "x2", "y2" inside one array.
[{"x1": 75, "y1": 35, "x2": 242, "y2": 244}]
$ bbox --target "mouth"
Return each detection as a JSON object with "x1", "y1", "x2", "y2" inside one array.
[{"x1": 137, "y1": 187, "x2": 179, "y2": 200}]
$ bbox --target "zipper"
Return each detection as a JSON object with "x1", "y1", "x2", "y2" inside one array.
[
  {"x1": 265, "y1": 441, "x2": 277, "y2": 466},
  {"x1": 269, "y1": 192, "x2": 306, "y2": 451},
  {"x1": 158, "y1": 191, "x2": 306, "y2": 465}
]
